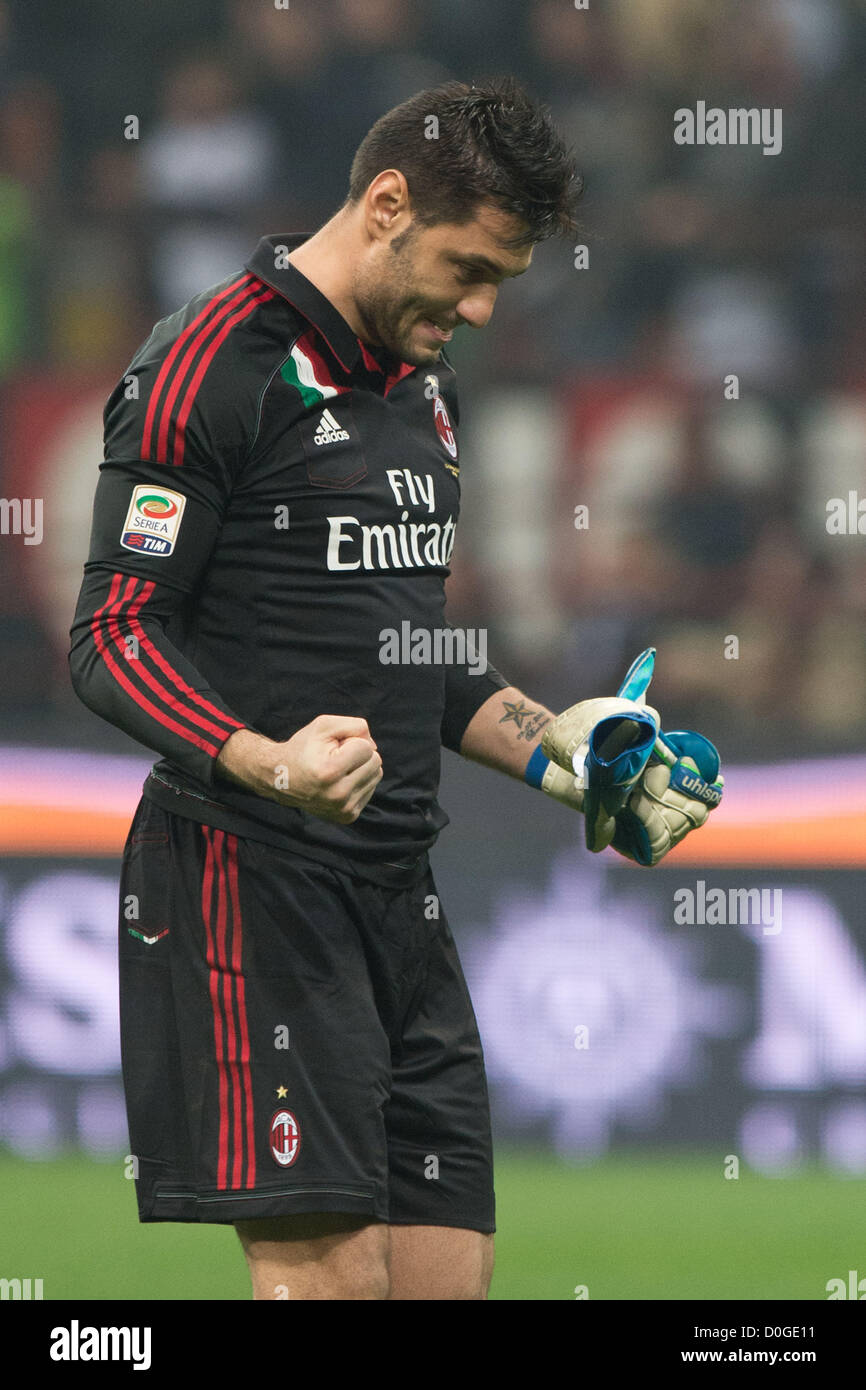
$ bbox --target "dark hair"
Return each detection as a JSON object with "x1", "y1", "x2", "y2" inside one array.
[{"x1": 346, "y1": 77, "x2": 583, "y2": 247}]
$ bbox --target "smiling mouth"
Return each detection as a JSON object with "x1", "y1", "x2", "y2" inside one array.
[{"x1": 420, "y1": 318, "x2": 454, "y2": 342}]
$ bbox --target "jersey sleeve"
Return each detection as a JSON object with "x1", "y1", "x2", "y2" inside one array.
[
  {"x1": 440, "y1": 628, "x2": 510, "y2": 753},
  {"x1": 83, "y1": 313, "x2": 256, "y2": 591},
  {"x1": 436, "y1": 364, "x2": 505, "y2": 750},
  {"x1": 68, "y1": 315, "x2": 264, "y2": 785},
  {"x1": 69, "y1": 562, "x2": 248, "y2": 784}
]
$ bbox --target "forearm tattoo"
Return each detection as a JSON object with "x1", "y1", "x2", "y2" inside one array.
[{"x1": 498, "y1": 699, "x2": 551, "y2": 743}]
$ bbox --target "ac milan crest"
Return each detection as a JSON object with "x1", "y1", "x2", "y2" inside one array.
[
  {"x1": 270, "y1": 1108, "x2": 301, "y2": 1167},
  {"x1": 433, "y1": 395, "x2": 458, "y2": 460}
]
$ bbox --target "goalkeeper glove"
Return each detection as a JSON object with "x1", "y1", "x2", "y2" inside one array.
[
  {"x1": 610, "y1": 729, "x2": 724, "y2": 866},
  {"x1": 526, "y1": 694, "x2": 661, "y2": 849},
  {"x1": 526, "y1": 647, "x2": 723, "y2": 865}
]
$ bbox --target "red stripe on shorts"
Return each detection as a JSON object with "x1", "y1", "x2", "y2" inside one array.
[{"x1": 201, "y1": 827, "x2": 231, "y2": 1189}]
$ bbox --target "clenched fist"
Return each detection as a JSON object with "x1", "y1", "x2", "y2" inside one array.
[{"x1": 216, "y1": 715, "x2": 383, "y2": 824}]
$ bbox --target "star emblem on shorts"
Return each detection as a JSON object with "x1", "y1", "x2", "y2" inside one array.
[{"x1": 276, "y1": 1085, "x2": 288, "y2": 1099}]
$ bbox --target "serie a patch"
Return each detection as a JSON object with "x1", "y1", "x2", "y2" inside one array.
[{"x1": 120, "y1": 485, "x2": 187, "y2": 556}]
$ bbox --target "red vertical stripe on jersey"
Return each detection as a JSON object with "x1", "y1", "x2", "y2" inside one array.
[
  {"x1": 202, "y1": 827, "x2": 230, "y2": 1190},
  {"x1": 226, "y1": 834, "x2": 256, "y2": 1189},
  {"x1": 155, "y1": 279, "x2": 263, "y2": 466},
  {"x1": 124, "y1": 581, "x2": 244, "y2": 736},
  {"x1": 102, "y1": 581, "x2": 238, "y2": 744},
  {"x1": 141, "y1": 273, "x2": 253, "y2": 460},
  {"x1": 90, "y1": 575, "x2": 222, "y2": 757},
  {"x1": 171, "y1": 284, "x2": 275, "y2": 467}
]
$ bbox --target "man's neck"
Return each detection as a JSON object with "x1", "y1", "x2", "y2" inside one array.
[{"x1": 287, "y1": 214, "x2": 371, "y2": 343}]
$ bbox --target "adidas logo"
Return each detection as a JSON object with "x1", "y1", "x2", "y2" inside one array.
[{"x1": 313, "y1": 408, "x2": 350, "y2": 445}]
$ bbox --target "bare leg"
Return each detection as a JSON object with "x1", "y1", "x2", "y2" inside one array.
[
  {"x1": 235, "y1": 1213, "x2": 390, "y2": 1301},
  {"x1": 387, "y1": 1225, "x2": 494, "y2": 1300}
]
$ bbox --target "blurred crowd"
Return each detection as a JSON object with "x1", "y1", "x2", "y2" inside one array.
[{"x1": 1, "y1": 0, "x2": 865, "y2": 756}]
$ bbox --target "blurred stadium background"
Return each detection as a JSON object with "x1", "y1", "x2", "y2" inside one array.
[{"x1": 2, "y1": 0, "x2": 866, "y2": 1300}]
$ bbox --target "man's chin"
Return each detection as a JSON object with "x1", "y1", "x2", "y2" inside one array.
[
  {"x1": 382, "y1": 338, "x2": 439, "y2": 367},
  {"x1": 402, "y1": 328, "x2": 445, "y2": 365},
  {"x1": 404, "y1": 343, "x2": 442, "y2": 366},
  {"x1": 375, "y1": 321, "x2": 445, "y2": 367}
]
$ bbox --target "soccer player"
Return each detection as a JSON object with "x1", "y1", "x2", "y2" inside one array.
[{"x1": 69, "y1": 77, "x2": 711, "y2": 1300}]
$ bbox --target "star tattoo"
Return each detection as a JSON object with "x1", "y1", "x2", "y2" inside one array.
[
  {"x1": 500, "y1": 700, "x2": 551, "y2": 742},
  {"x1": 500, "y1": 699, "x2": 533, "y2": 729}
]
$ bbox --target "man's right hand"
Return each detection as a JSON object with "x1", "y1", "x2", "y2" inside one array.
[{"x1": 215, "y1": 716, "x2": 383, "y2": 824}]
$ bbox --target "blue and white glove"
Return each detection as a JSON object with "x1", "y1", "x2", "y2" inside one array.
[
  {"x1": 611, "y1": 728, "x2": 724, "y2": 866},
  {"x1": 527, "y1": 694, "x2": 661, "y2": 850},
  {"x1": 527, "y1": 648, "x2": 723, "y2": 865}
]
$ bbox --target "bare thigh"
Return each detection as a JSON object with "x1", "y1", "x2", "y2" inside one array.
[
  {"x1": 235, "y1": 1213, "x2": 390, "y2": 1301},
  {"x1": 388, "y1": 1225, "x2": 494, "y2": 1300},
  {"x1": 235, "y1": 1216, "x2": 494, "y2": 1300}
]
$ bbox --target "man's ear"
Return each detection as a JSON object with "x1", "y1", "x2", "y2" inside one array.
[{"x1": 364, "y1": 170, "x2": 411, "y2": 240}]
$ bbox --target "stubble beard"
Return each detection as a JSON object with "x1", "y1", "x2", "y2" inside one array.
[{"x1": 351, "y1": 230, "x2": 442, "y2": 367}]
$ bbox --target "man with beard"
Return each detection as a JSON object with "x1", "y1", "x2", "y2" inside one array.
[{"x1": 69, "y1": 77, "x2": 712, "y2": 1299}]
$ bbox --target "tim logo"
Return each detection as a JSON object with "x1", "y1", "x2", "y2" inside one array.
[
  {"x1": 270, "y1": 1109, "x2": 301, "y2": 1168},
  {"x1": 433, "y1": 396, "x2": 458, "y2": 462}
]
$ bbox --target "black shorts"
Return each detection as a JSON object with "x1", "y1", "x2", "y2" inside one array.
[{"x1": 118, "y1": 796, "x2": 495, "y2": 1232}]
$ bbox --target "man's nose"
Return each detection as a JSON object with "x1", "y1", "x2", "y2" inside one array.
[{"x1": 455, "y1": 285, "x2": 498, "y2": 329}]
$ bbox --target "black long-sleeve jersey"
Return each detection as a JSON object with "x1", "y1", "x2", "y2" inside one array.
[{"x1": 68, "y1": 233, "x2": 509, "y2": 885}]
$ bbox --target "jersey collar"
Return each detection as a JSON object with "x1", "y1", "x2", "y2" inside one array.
[{"x1": 246, "y1": 232, "x2": 411, "y2": 383}]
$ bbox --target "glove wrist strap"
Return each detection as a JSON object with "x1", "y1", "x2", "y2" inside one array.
[{"x1": 524, "y1": 745, "x2": 550, "y2": 789}]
